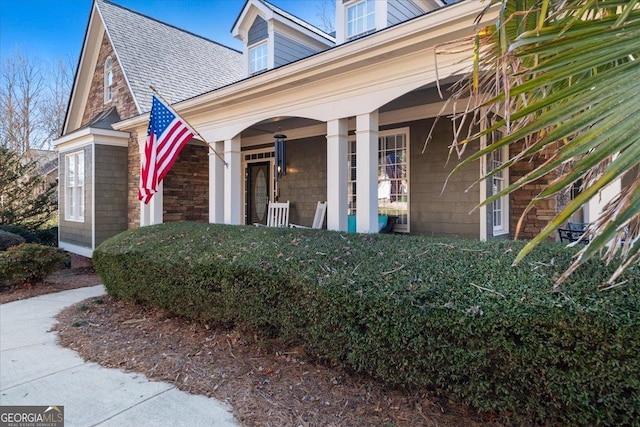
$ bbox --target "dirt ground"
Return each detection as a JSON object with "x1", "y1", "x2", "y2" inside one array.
[{"x1": 2, "y1": 260, "x2": 504, "y2": 427}]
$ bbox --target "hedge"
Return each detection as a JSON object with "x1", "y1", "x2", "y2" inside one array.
[
  {"x1": 93, "y1": 222, "x2": 640, "y2": 426},
  {"x1": 0, "y1": 243, "x2": 69, "y2": 285},
  {"x1": 0, "y1": 230, "x2": 25, "y2": 251},
  {"x1": 0, "y1": 225, "x2": 41, "y2": 244}
]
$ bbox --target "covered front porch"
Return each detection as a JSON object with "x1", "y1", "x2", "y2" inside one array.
[{"x1": 120, "y1": 0, "x2": 492, "y2": 238}]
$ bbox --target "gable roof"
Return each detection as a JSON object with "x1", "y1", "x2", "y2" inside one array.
[
  {"x1": 232, "y1": 0, "x2": 335, "y2": 45},
  {"x1": 96, "y1": 0, "x2": 243, "y2": 114}
]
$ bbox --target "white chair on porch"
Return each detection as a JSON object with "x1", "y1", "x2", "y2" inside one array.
[
  {"x1": 265, "y1": 201, "x2": 290, "y2": 227},
  {"x1": 290, "y1": 201, "x2": 327, "y2": 229}
]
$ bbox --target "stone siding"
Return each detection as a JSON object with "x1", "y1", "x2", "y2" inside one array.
[
  {"x1": 127, "y1": 133, "x2": 140, "y2": 229},
  {"x1": 509, "y1": 140, "x2": 557, "y2": 239},
  {"x1": 163, "y1": 143, "x2": 209, "y2": 222},
  {"x1": 81, "y1": 33, "x2": 137, "y2": 126}
]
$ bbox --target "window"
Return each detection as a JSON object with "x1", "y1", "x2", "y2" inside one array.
[
  {"x1": 346, "y1": 0, "x2": 375, "y2": 40},
  {"x1": 65, "y1": 151, "x2": 85, "y2": 221},
  {"x1": 347, "y1": 129, "x2": 409, "y2": 232},
  {"x1": 249, "y1": 42, "x2": 268, "y2": 75},
  {"x1": 488, "y1": 144, "x2": 509, "y2": 235},
  {"x1": 104, "y1": 56, "x2": 114, "y2": 103}
]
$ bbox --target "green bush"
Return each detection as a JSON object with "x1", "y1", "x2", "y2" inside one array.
[
  {"x1": 35, "y1": 226, "x2": 58, "y2": 247},
  {"x1": 93, "y1": 222, "x2": 640, "y2": 426},
  {"x1": 0, "y1": 230, "x2": 26, "y2": 251},
  {"x1": 0, "y1": 225, "x2": 41, "y2": 244},
  {"x1": 1, "y1": 243, "x2": 69, "y2": 285}
]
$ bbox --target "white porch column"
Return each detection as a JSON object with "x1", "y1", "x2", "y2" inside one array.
[
  {"x1": 209, "y1": 141, "x2": 225, "y2": 223},
  {"x1": 140, "y1": 182, "x2": 163, "y2": 226},
  {"x1": 356, "y1": 111, "x2": 379, "y2": 233},
  {"x1": 585, "y1": 178, "x2": 622, "y2": 224},
  {"x1": 224, "y1": 136, "x2": 242, "y2": 224},
  {"x1": 326, "y1": 118, "x2": 348, "y2": 231}
]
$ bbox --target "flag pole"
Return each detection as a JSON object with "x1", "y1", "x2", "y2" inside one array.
[{"x1": 149, "y1": 85, "x2": 227, "y2": 167}]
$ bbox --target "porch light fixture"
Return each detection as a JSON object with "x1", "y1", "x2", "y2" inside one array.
[{"x1": 274, "y1": 132, "x2": 287, "y2": 180}]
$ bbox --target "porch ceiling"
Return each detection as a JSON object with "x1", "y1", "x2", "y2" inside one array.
[{"x1": 241, "y1": 117, "x2": 323, "y2": 139}]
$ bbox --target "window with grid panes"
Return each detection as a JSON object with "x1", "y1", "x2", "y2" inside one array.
[{"x1": 347, "y1": 129, "x2": 409, "y2": 231}]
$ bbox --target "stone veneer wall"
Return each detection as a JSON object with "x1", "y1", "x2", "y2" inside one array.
[
  {"x1": 126, "y1": 140, "x2": 208, "y2": 227},
  {"x1": 127, "y1": 133, "x2": 140, "y2": 229},
  {"x1": 81, "y1": 33, "x2": 137, "y2": 126},
  {"x1": 163, "y1": 143, "x2": 209, "y2": 222},
  {"x1": 509, "y1": 140, "x2": 557, "y2": 239}
]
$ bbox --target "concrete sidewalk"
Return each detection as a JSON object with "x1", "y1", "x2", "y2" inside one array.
[{"x1": 0, "y1": 286, "x2": 239, "y2": 427}]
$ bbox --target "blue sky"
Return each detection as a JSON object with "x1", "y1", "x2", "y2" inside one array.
[{"x1": 0, "y1": 0, "x2": 331, "y2": 66}]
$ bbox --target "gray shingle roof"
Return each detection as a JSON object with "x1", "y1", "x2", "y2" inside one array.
[{"x1": 97, "y1": 0, "x2": 243, "y2": 113}]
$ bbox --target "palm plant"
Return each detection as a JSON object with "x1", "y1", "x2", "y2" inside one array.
[{"x1": 438, "y1": 0, "x2": 640, "y2": 285}]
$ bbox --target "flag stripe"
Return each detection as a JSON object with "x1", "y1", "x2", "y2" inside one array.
[{"x1": 138, "y1": 95, "x2": 195, "y2": 204}]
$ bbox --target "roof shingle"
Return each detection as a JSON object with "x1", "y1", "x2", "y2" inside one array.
[{"x1": 97, "y1": 0, "x2": 243, "y2": 113}]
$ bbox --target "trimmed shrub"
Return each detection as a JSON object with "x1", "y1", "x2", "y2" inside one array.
[
  {"x1": 1, "y1": 243, "x2": 69, "y2": 285},
  {"x1": 0, "y1": 230, "x2": 26, "y2": 251},
  {"x1": 0, "y1": 225, "x2": 41, "y2": 244},
  {"x1": 35, "y1": 226, "x2": 58, "y2": 247},
  {"x1": 93, "y1": 222, "x2": 640, "y2": 426}
]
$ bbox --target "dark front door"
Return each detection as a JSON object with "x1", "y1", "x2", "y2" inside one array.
[{"x1": 247, "y1": 161, "x2": 270, "y2": 225}]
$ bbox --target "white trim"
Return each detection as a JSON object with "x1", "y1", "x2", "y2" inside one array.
[
  {"x1": 104, "y1": 56, "x2": 114, "y2": 103},
  {"x1": 242, "y1": 147, "x2": 276, "y2": 225},
  {"x1": 490, "y1": 142, "x2": 509, "y2": 236},
  {"x1": 59, "y1": 241, "x2": 94, "y2": 258},
  {"x1": 55, "y1": 127, "x2": 130, "y2": 147},
  {"x1": 64, "y1": 5, "x2": 104, "y2": 134},
  {"x1": 64, "y1": 151, "x2": 86, "y2": 222},
  {"x1": 345, "y1": 0, "x2": 377, "y2": 41},
  {"x1": 249, "y1": 41, "x2": 268, "y2": 75},
  {"x1": 239, "y1": 102, "x2": 462, "y2": 148},
  {"x1": 114, "y1": 1, "x2": 497, "y2": 132},
  {"x1": 91, "y1": 144, "x2": 96, "y2": 250},
  {"x1": 479, "y1": 131, "x2": 487, "y2": 241},
  {"x1": 347, "y1": 125, "x2": 411, "y2": 233},
  {"x1": 95, "y1": 3, "x2": 142, "y2": 114}
]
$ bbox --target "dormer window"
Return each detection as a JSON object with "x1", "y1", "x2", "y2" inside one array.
[
  {"x1": 346, "y1": 0, "x2": 375, "y2": 40},
  {"x1": 249, "y1": 42, "x2": 268, "y2": 75},
  {"x1": 104, "y1": 56, "x2": 114, "y2": 103}
]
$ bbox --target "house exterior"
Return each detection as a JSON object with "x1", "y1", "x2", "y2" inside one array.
[{"x1": 55, "y1": 0, "x2": 613, "y2": 258}]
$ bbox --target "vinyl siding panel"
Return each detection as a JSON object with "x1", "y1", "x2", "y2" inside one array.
[
  {"x1": 274, "y1": 32, "x2": 317, "y2": 67},
  {"x1": 94, "y1": 144, "x2": 128, "y2": 246},
  {"x1": 277, "y1": 119, "x2": 479, "y2": 238},
  {"x1": 277, "y1": 136, "x2": 327, "y2": 226},
  {"x1": 387, "y1": 0, "x2": 425, "y2": 26},
  {"x1": 399, "y1": 118, "x2": 480, "y2": 238},
  {"x1": 248, "y1": 16, "x2": 268, "y2": 45},
  {"x1": 59, "y1": 145, "x2": 93, "y2": 248}
]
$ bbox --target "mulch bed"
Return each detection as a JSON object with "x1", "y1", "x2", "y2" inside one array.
[
  {"x1": 0, "y1": 267, "x2": 102, "y2": 304},
  {"x1": 54, "y1": 294, "x2": 503, "y2": 427},
  {"x1": 3, "y1": 264, "x2": 503, "y2": 426}
]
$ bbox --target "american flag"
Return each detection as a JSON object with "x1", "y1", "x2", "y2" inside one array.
[{"x1": 138, "y1": 95, "x2": 194, "y2": 204}]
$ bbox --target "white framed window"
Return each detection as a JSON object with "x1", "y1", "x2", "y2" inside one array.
[
  {"x1": 65, "y1": 151, "x2": 85, "y2": 222},
  {"x1": 249, "y1": 42, "x2": 268, "y2": 75},
  {"x1": 347, "y1": 128, "x2": 410, "y2": 232},
  {"x1": 346, "y1": 0, "x2": 376, "y2": 40},
  {"x1": 488, "y1": 144, "x2": 509, "y2": 235},
  {"x1": 104, "y1": 56, "x2": 114, "y2": 103}
]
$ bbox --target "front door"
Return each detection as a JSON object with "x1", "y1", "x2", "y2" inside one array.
[{"x1": 247, "y1": 161, "x2": 270, "y2": 225}]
